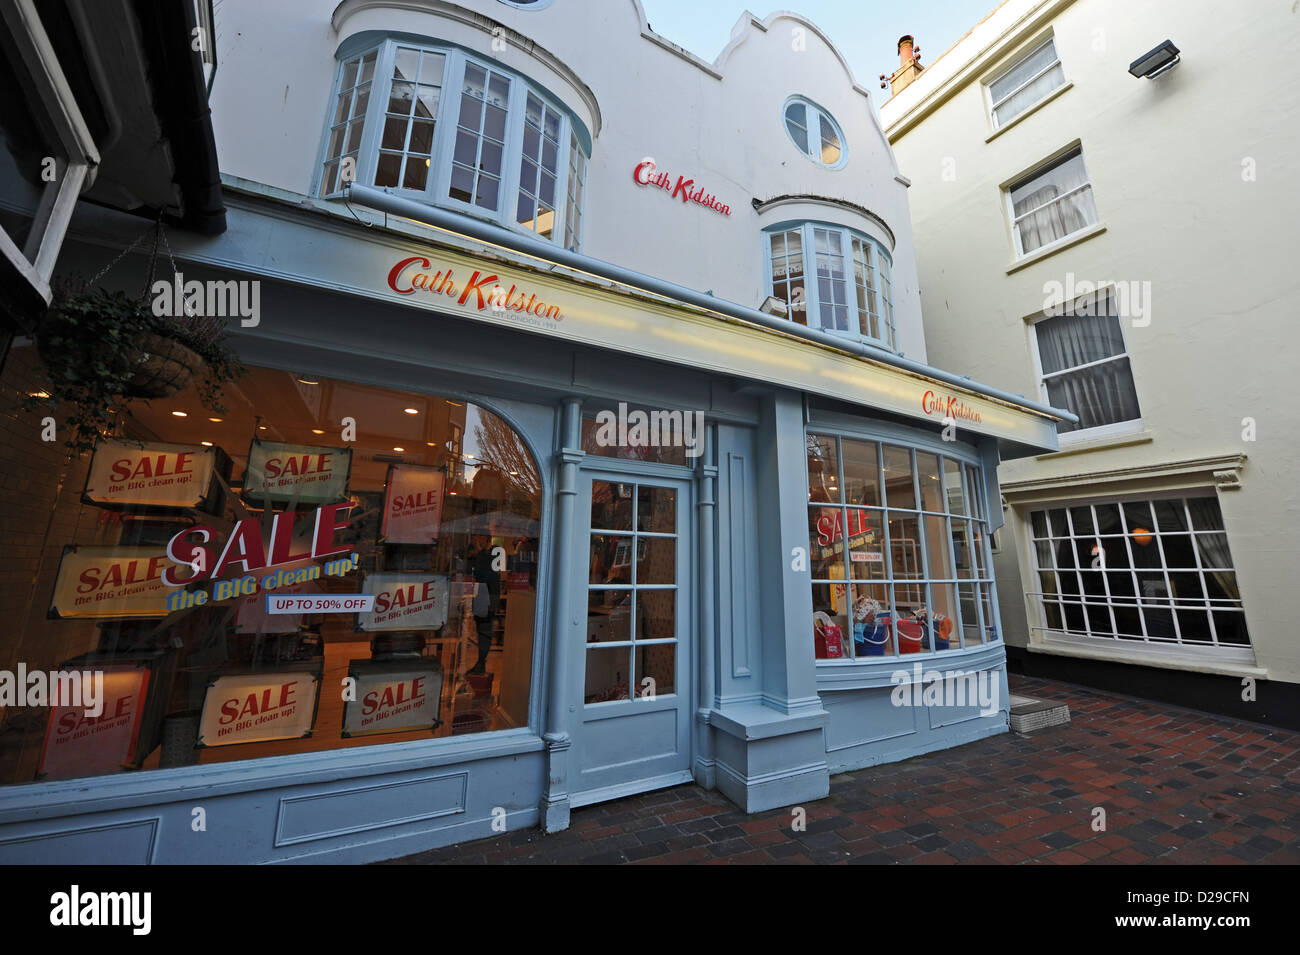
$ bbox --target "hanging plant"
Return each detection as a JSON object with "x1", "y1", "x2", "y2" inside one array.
[{"x1": 25, "y1": 283, "x2": 245, "y2": 455}]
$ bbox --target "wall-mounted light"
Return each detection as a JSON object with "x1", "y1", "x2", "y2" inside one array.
[
  {"x1": 1129, "y1": 40, "x2": 1180, "y2": 78},
  {"x1": 759, "y1": 295, "x2": 788, "y2": 318}
]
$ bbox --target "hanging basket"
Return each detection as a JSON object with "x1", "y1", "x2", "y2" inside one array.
[{"x1": 124, "y1": 331, "x2": 207, "y2": 399}]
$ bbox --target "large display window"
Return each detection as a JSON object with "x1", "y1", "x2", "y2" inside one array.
[
  {"x1": 806, "y1": 432, "x2": 998, "y2": 662},
  {"x1": 0, "y1": 351, "x2": 542, "y2": 785}
]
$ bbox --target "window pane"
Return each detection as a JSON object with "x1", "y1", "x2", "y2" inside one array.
[
  {"x1": 591, "y1": 535, "x2": 632, "y2": 585},
  {"x1": 851, "y1": 584, "x2": 893, "y2": 658},
  {"x1": 807, "y1": 433, "x2": 840, "y2": 503},
  {"x1": 944, "y1": 457, "x2": 967, "y2": 515},
  {"x1": 926, "y1": 584, "x2": 958, "y2": 650},
  {"x1": 842, "y1": 439, "x2": 880, "y2": 506},
  {"x1": 916, "y1": 452, "x2": 943, "y2": 512},
  {"x1": 1046, "y1": 358, "x2": 1141, "y2": 433},
  {"x1": 375, "y1": 152, "x2": 402, "y2": 187},
  {"x1": 585, "y1": 647, "x2": 631, "y2": 702},
  {"x1": 882, "y1": 445, "x2": 915, "y2": 510},
  {"x1": 394, "y1": 47, "x2": 419, "y2": 82},
  {"x1": 1035, "y1": 310, "x2": 1126, "y2": 376},
  {"x1": 1011, "y1": 152, "x2": 1096, "y2": 253},
  {"x1": 924, "y1": 515, "x2": 954, "y2": 579},
  {"x1": 402, "y1": 156, "x2": 429, "y2": 190},
  {"x1": 591, "y1": 481, "x2": 633, "y2": 530},
  {"x1": 809, "y1": 507, "x2": 845, "y2": 579},
  {"x1": 990, "y1": 40, "x2": 1058, "y2": 102},
  {"x1": 588, "y1": 590, "x2": 631, "y2": 641},
  {"x1": 887, "y1": 512, "x2": 922, "y2": 579},
  {"x1": 847, "y1": 509, "x2": 886, "y2": 580},
  {"x1": 785, "y1": 102, "x2": 809, "y2": 153}
]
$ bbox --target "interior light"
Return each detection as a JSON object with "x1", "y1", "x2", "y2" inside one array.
[
  {"x1": 297, "y1": 377, "x2": 319, "y2": 385},
  {"x1": 445, "y1": 400, "x2": 463, "y2": 407},
  {"x1": 393, "y1": 447, "x2": 405, "y2": 452},
  {"x1": 200, "y1": 441, "x2": 214, "y2": 447},
  {"x1": 258, "y1": 425, "x2": 268, "y2": 431},
  {"x1": 312, "y1": 429, "x2": 325, "y2": 435},
  {"x1": 171, "y1": 411, "x2": 188, "y2": 417},
  {"x1": 464, "y1": 453, "x2": 476, "y2": 460},
  {"x1": 28, "y1": 391, "x2": 50, "y2": 399},
  {"x1": 403, "y1": 408, "x2": 419, "y2": 415},
  {"x1": 208, "y1": 417, "x2": 223, "y2": 422}
]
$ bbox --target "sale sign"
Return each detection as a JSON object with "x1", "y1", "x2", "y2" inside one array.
[
  {"x1": 381, "y1": 464, "x2": 445, "y2": 543},
  {"x1": 83, "y1": 440, "x2": 217, "y2": 508},
  {"x1": 243, "y1": 441, "x2": 351, "y2": 505},
  {"x1": 38, "y1": 666, "x2": 151, "y2": 780},
  {"x1": 355, "y1": 573, "x2": 449, "y2": 631},
  {"x1": 197, "y1": 672, "x2": 318, "y2": 746},
  {"x1": 50, "y1": 546, "x2": 185, "y2": 619},
  {"x1": 341, "y1": 666, "x2": 443, "y2": 738}
]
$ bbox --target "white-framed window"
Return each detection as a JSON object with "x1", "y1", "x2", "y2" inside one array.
[
  {"x1": 986, "y1": 36, "x2": 1065, "y2": 128},
  {"x1": 765, "y1": 223, "x2": 894, "y2": 349},
  {"x1": 807, "y1": 434, "x2": 1000, "y2": 661},
  {"x1": 783, "y1": 96, "x2": 846, "y2": 168},
  {"x1": 1027, "y1": 495, "x2": 1251, "y2": 656},
  {"x1": 1031, "y1": 287, "x2": 1141, "y2": 438},
  {"x1": 317, "y1": 40, "x2": 590, "y2": 250},
  {"x1": 1007, "y1": 147, "x2": 1098, "y2": 256}
]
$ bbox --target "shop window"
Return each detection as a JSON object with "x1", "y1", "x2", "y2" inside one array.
[
  {"x1": 766, "y1": 223, "x2": 894, "y2": 349},
  {"x1": 579, "y1": 407, "x2": 697, "y2": 467},
  {"x1": 783, "y1": 96, "x2": 846, "y2": 168},
  {"x1": 0, "y1": 350, "x2": 542, "y2": 786},
  {"x1": 1032, "y1": 287, "x2": 1141, "y2": 437},
  {"x1": 1007, "y1": 147, "x2": 1098, "y2": 256},
  {"x1": 1027, "y1": 496, "x2": 1251, "y2": 653},
  {"x1": 807, "y1": 433, "x2": 998, "y2": 662},
  {"x1": 986, "y1": 36, "x2": 1065, "y2": 129},
  {"x1": 317, "y1": 39, "x2": 590, "y2": 250}
]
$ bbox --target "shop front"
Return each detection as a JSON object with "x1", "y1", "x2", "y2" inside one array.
[{"x1": 0, "y1": 183, "x2": 1067, "y2": 863}]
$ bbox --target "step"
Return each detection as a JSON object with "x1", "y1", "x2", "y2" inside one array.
[{"x1": 1008, "y1": 693, "x2": 1071, "y2": 734}]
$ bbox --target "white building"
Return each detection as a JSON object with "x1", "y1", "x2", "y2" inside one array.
[
  {"x1": 881, "y1": 0, "x2": 1300, "y2": 726},
  {"x1": 0, "y1": 0, "x2": 1068, "y2": 863}
]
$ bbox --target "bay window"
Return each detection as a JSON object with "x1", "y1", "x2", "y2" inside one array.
[
  {"x1": 1027, "y1": 495, "x2": 1251, "y2": 658},
  {"x1": 766, "y1": 223, "x2": 895, "y2": 349},
  {"x1": 807, "y1": 433, "x2": 998, "y2": 662},
  {"x1": 318, "y1": 40, "x2": 591, "y2": 250}
]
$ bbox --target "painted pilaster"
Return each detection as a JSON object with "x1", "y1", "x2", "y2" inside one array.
[{"x1": 540, "y1": 396, "x2": 582, "y2": 832}]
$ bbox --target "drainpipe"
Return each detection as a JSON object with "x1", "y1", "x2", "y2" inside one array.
[
  {"x1": 695, "y1": 422, "x2": 717, "y2": 789},
  {"x1": 346, "y1": 183, "x2": 1077, "y2": 425},
  {"x1": 540, "y1": 396, "x2": 582, "y2": 832}
]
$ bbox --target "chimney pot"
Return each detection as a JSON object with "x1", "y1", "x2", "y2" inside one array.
[{"x1": 898, "y1": 34, "x2": 915, "y2": 67}]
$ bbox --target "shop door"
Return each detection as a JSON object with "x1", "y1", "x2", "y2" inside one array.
[{"x1": 570, "y1": 473, "x2": 693, "y2": 805}]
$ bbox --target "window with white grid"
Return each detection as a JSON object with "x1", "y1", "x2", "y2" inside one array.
[
  {"x1": 1027, "y1": 496, "x2": 1251, "y2": 656},
  {"x1": 807, "y1": 433, "x2": 999, "y2": 662}
]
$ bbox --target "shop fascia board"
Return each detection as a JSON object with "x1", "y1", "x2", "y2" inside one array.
[{"x1": 62, "y1": 182, "x2": 1069, "y2": 454}]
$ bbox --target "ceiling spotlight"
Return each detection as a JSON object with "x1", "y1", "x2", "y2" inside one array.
[
  {"x1": 1129, "y1": 39, "x2": 1180, "y2": 78},
  {"x1": 201, "y1": 441, "x2": 214, "y2": 447},
  {"x1": 403, "y1": 408, "x2": 419, "y2": 415},
  {"x1": 258, "y1": 425, "x2": 268, "y2": 431},
  {"x1": 297, "y1": 377, "x2": 319, "y2": 385},
  {"x1": 171, "y1": 411, "x2": 188, "y2": 417},
  {"x1": 208, "y1": 417, "x2": 223, "y2": 422},
  {"x1": 393, "y1": 446, "x2": 405, "y2": 452},
  {"x1": 28, "y1": 391, "x2": 50, "y2": 399},
  {"x1": 312, "y1": 429, "x2": 325, "y2": 435}
]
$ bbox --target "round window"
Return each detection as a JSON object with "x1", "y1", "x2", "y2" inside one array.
[{"x1": 783, "y1": 97, "x2": 846, "y2": 168}]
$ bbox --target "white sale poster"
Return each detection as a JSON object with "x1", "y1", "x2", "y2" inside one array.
[
  {"x1": 197, "y1": 672, "x2": 318, "y2": 746},
  {"x1": 355, "y1": 573, "x2": 449, "y2": 631},
  {"x1": 38, "y1": 666, "x2": 151, "y2": 780},
  {"x1": 381, "y1": 464, "x2": 445, "y2": 543},
  {"x1": 341, "y1": 667, "x2": 443, "y2": 737}
]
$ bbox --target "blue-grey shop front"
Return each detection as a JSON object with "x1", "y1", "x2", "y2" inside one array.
[{"x1": 0, "y1": 192, "x2": 1063, "y2": 864}]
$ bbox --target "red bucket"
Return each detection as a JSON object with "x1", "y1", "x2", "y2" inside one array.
[{"x1": 897, "y1": 619, "x2": 925, "y2": 655}]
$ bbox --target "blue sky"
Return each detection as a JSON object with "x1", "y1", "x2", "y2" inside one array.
[{"x1": 640, "y1": 0, "x2": 1001, "y2": 100}]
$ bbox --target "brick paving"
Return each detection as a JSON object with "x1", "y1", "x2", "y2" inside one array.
[{"x1": 383, "y1": 676, "x2": 1300, "y2": 865}]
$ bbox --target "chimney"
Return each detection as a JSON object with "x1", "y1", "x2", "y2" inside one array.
[{"x1": 880, "y1": 34, "x2": 924, "y2": 97}]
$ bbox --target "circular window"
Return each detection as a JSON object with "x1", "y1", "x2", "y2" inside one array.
[{"x1": 783, "y1": 96, "x2": 846, "y2": 168}]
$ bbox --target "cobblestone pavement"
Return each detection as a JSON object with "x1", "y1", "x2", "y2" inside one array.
[{"x1": 383, "y1": 676, "x2": 1300, "y2": 865}]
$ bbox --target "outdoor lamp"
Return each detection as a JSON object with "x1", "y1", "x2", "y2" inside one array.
[{"x1": 1128, "y1": 40, "x2": 1180, "y2": 78}]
